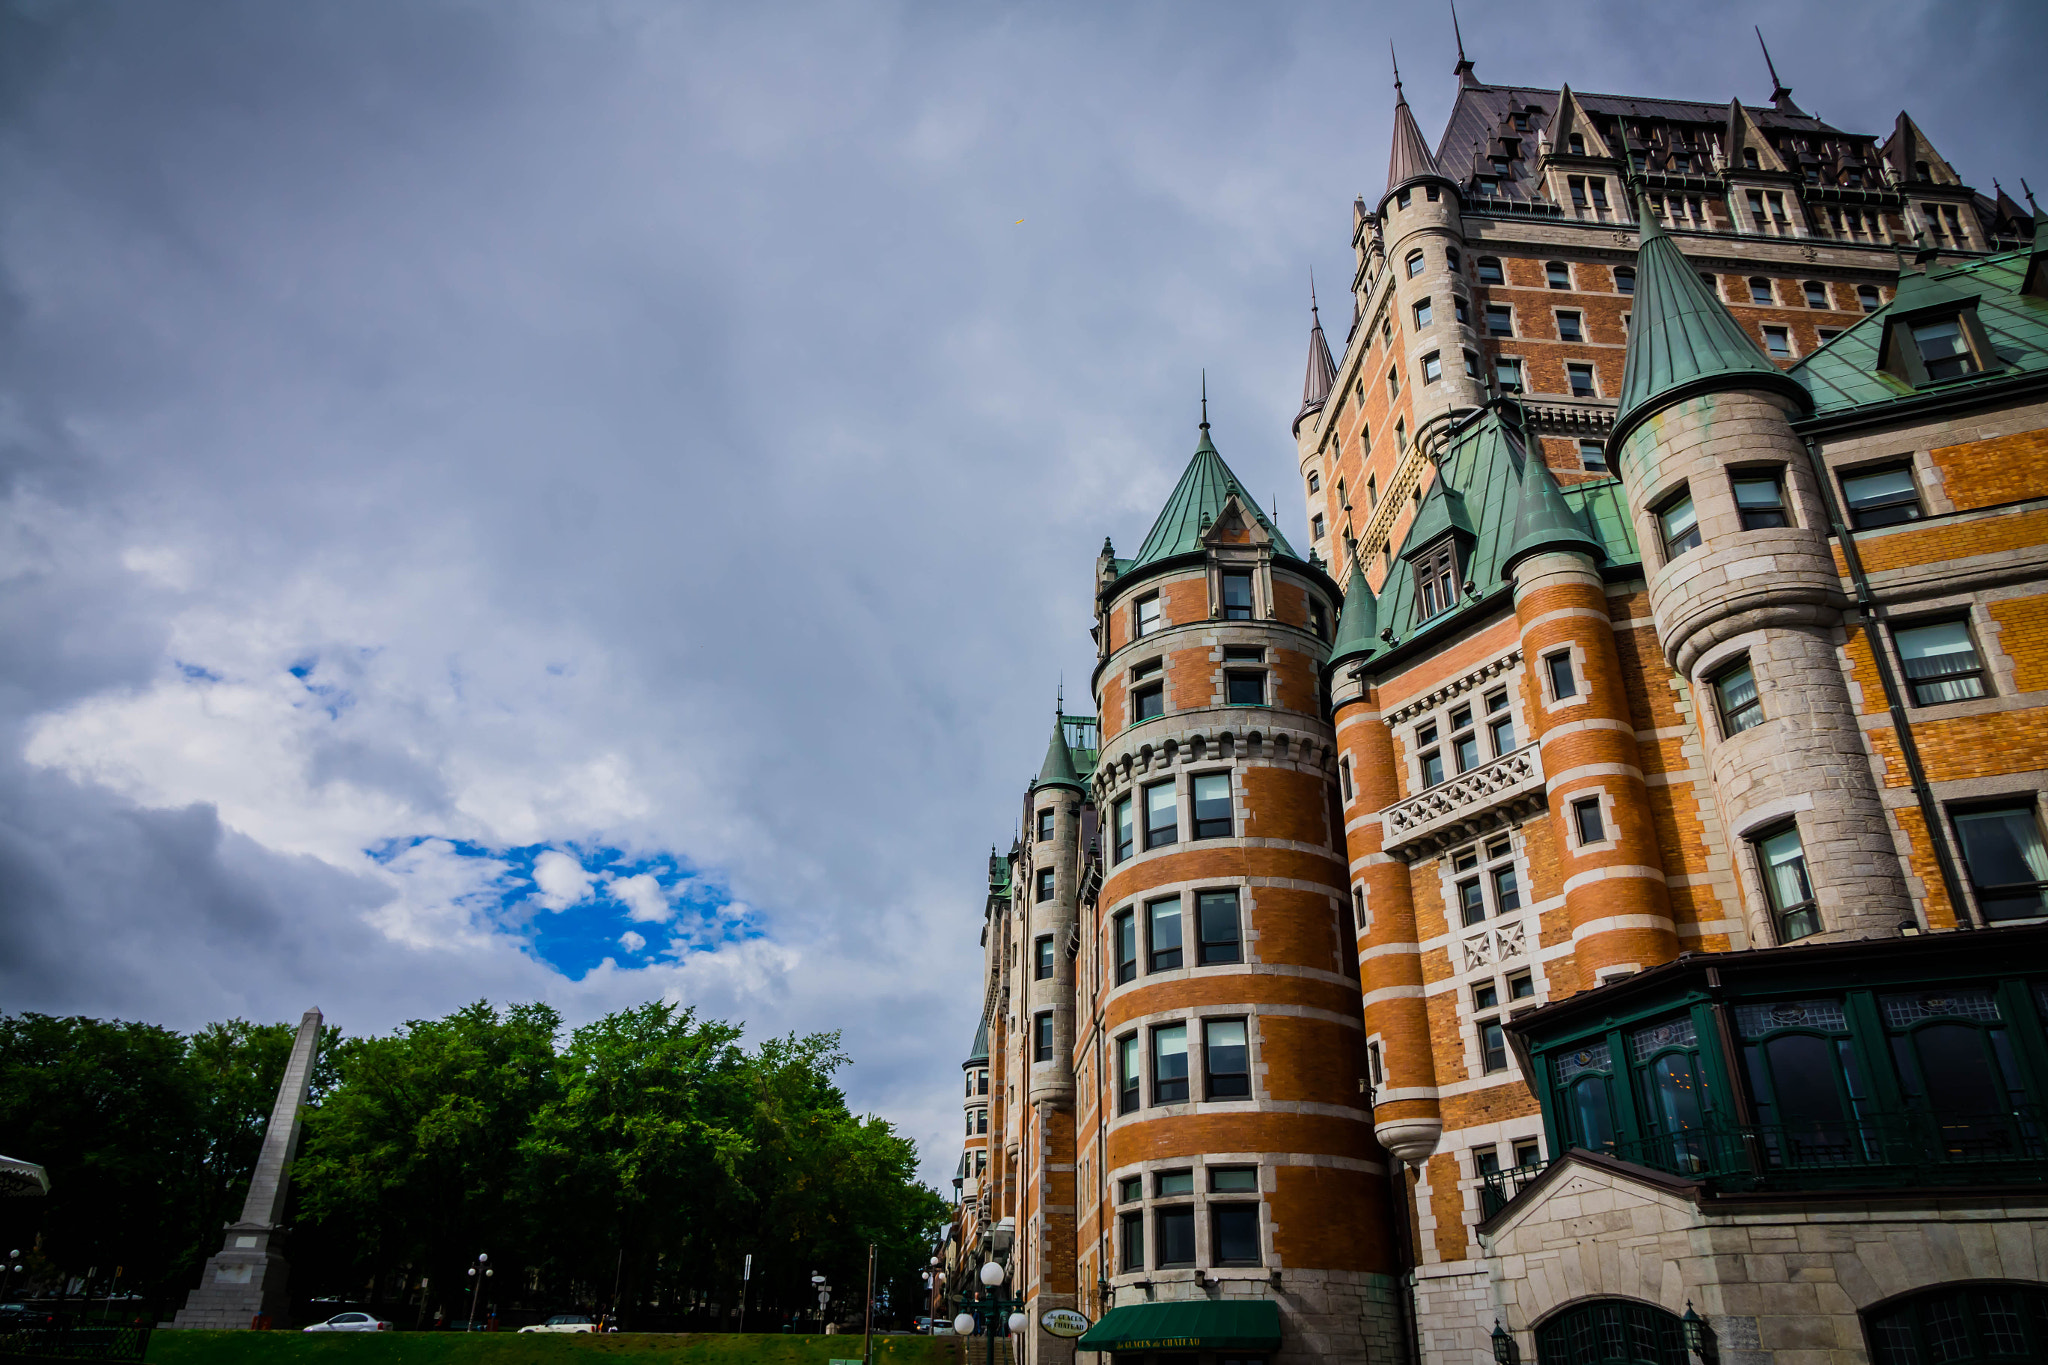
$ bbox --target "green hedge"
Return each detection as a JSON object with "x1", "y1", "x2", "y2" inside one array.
[{"x1": 147, "y1": 1332, "x2": 971, "y2": 1365}]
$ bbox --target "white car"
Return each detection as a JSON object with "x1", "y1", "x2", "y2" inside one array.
[
  {"x1": 520, "y1": 1314, "x2": 596, "y2": 1333},
  {"x1": 303, "y1": 1311, "x2": 391, "y2": 1332}
]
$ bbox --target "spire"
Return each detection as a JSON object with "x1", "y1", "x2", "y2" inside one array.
[
  {"x1": 1756, "y1": 27, "x2": 1792, "y2": 108},
  {"x1": 1500, "y1": 449, "x2": 1603, "y2": 581},
  {"x1": 1295, "y1": 274, "x2": 1338, "y2": 435},
  {"x1": 1451, "y1": 0, "x2": 1476, "y2": 85},
  {"x1": 1384, "y1": 49, "x2": 1444, "y2": 203},
  {"x1": 1129, "y1": 403, "x2": 1298, "y2": 568},
  {"x1": 1610, "y1": 182, "x2": 1808, "y2": 456},
  {"x1": 1326, "y1": 558, "x2": 1380, "y2": 670},
  {"x1": 1033, "y1": 707, "x2": 1084, "y2": 793}
]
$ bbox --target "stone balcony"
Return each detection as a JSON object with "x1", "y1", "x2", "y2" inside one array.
[{"x1": 1377, "y1": 741, "x2": 1546, "y2": 863}]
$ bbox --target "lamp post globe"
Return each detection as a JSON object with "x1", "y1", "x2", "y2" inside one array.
[
  {"x1": 952, "y1": 1313, "x2": 976, "y2": 1336},
  {"x1": 1007, "y1": 1313, "x2": 1027, "y2": 1334},
  {"x1": 978, "y1": 1261, "x2": 1004, "y2": 1288}
]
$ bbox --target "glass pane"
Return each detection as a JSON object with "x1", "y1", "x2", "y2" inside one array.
[
  {"x1": 1954, "y1": 807, "x2": 2048, "y2": 919},
  {"x1": 1156, "y1": 1169, "x2": 1194, "y2": 1196},
  {"x1": 1765, "y1": 1034, "x2": 1852, "y2": 1164},
  {"x1": 1759, "y1": 827, "x2": 1811, "y2": 910},
  {"x1": 1212, "y1": 1205, "x2": 1260, "y2": 1263},
  {"x1": 1154, "y1": 1024, "x2": 1188, "y2": 1072},
  {"x1": 1115, "y1": 798, "x2": 1133, "y2": 860},
  {"x1": 1911, "y1": 317, "x2": 1975, "y2": 379},
  {"x1": 1843, "y1": 466, "x2": 1918, "y2": 514},
  {"x1": 1205, "y1": 1019, "x2": 1249, "y2": 1097},
  {"x1": 1897, "y1": 621, "x2": 1985, "y2": 704},
  {"x1": 1156, "y1": 1208, "x2": 1196, "y2": 1266},
  {"x1": 1645, "y1": 1054, "x2": 1708, "y2": 1170},
  {"x1": 1458, "y1": 879, "x2": 1486, "y2": 926},
  {"x1": 1735, "y1": 998, "x2": 1847, "y2": 1038},
  {"x1": 1914, "y1": 1024, "x2": 2005, "y2": 1155},
  {"x1": 1210, "y1": 1167, "x2": 1258, "y2": 1192},
  {"x1": 1661, "y1": 493, "x2": 1698, "y2": 546},
  {"x1": 1568, "y1": 1075, "x2": 1615, "y2": 1151},
  {"x1": 1146, "y1": 783, "x2": 1177, "y2": 843},
  {"x1": 1716, "y1": 663, "x2": 1760, "y2": 733},
  {"x1": 1733, "y1": 477, "x2": 1785, "y2": 510},
  {"x1": 1149, "y1": 899, "x2": 1182, "y2": 970},
  {"x1": 1192, "y1": 773, "x2": 1232, "y2": 837},
  {"x1": 1491, "y1": 865, "x2": 1521, "y2": 912},
  {"x1": 1198, "y1": 891, "x2": 1241, "y2": 964}
]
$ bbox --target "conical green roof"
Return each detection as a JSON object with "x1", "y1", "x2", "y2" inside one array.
[
  {"x1": 965, "y1": 1017, "x2": 989, "y2": 1065},
  {"x1": 1131, "y1": 421, "x2": 1297, "y2": 568},
  {"x1": 1611, "y1": 185, "x2": 1806, "y2": 454},
  {"x1": 1326, "y1": 559, "x2": 1379, "y2": 670},
  {"x1": 1500, "y1": 448, "x2": 1603, "y2": 580},
  {"x1": 1397, "y1": 477, "x2": 1476, "y2": 557},
  {"x1": 1032, "y1": 714, "x2": 1084, "y2": 793}
]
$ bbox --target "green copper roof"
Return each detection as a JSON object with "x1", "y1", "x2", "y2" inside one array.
[
  {"x1": 1396, "y1": 477, "x2": 1476, "y2": 557},
  {"x1": 965, "y1": 1017, "x2": 989, "y2": 1065},
  {"x1": 1131, "y1": 421, "x2": 1297, "y2": 568},
  {"x1": 1611, "y1": 186, "x2": 1807, "y2": 453},
  {"x1": 1360, "y1": 412, "x2": 1638, "y2": 652},
  {"x1": 1032, "y1": 713, "x2": 1085, "y2": 793},
  {"x1": 1792, "y1": 247, "x2": 2048, "y2": 418},
  {"x1": 1499, "y1": 447, "x2": 1604, "y2": 580},
  {"x1": 1326, "y1": 559, "x2": 1380, "y2": 670},
  {"x1": 1060, "y1": 713, "x2": 1100, "y2": 781}
]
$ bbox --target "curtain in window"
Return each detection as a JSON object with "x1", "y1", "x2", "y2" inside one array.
[
  {"x1": 1759, "y1": 828, "x2": 1811, "y2": 910},
  {"x1": 1955, "y1": 806, "x2": 2048, "y2": 886},
  {"x1": 1897, "y1": 620, "x2": 1984, "y2": 703}
]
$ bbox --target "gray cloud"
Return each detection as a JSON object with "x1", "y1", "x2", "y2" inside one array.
[{"x1": 1, "y1": 0, "x2": 2042, "y2": 1180}]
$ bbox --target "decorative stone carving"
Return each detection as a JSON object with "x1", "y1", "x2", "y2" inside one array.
[{"x1": 1378, "y1": 741, "x2": 1547, "y2": 863}]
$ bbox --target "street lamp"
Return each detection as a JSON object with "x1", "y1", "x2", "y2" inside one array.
[
  {"x1": 1491, "y1": 1319, "x2": 1520, "y2": 1365},
  {"x1": 1681, "y1": 1302, "x2": 1708, "y2": 1356},
  {"x1": 811, "y1": 1272, "x2": 830, "y2": 1333},
  {"x1": 466, "y1": 1254, "x2": 492, "y2": 1332},
  {"x1": 953, "y1": 1260, "x2": 1022, "y2": 1365}
]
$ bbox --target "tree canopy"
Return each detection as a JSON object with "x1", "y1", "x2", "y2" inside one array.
[{"x1": 0, "y1": 1001, "x2": 946, "y2": 1329}]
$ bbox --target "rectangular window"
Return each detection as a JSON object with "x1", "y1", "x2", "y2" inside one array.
[
  {"x1": 1157, "y1": 1169, "x2": 1194, "y2": 1196},
  {"x1": 1204, "y1": 1018, "x2": 1250, "y2": 1099},
  {"x1": 1658, "y1": 489, "x2": 1702, "y2": 558},
  {"x1": 1310, "y1": 513, "x2": 1325, "y2": 540},
  {"x1": 1485, "y1": 304, "x2": 1514, "y2": 337},
  {"x1": 1479, "y1": 1018, "x2": 1507, "y2": 1073},
  {"x1": 1566, "y1": 362, "x2": 1597, "y2": 397},
  {"x1": 1309, "y1": 599, "x2": 1329, "y2": 638},
  {"x1": 1119, "y1": 1211, "x2": 1144, "y2": 1271},
  {"x1": 1413, "y1": 297, "x2": 1433, "y2": 328},
  {"x1": 1035, "y1": 935, "x2": 1055, "y2": 980},
  {"x1": 1220, "y1": 572, "x2": 1254, "y2": 621},
  {"x1": 1152, "y1": 1024, "x2": 1189, "y2": 1104},
  {"x1": 1223, "y1": 646, "x2": 1263, "y2": 662},
  {"x1": 1712, "y1": 658, "x2": 1763, "y2": 736},
  {"x1": 1211, "y1": 1204, "x2": 1261, "y2": 1265},
  {"x1": 1192, "y1": 773, "x2": 1233, "y2": 838},
  {"x1": 1952, "y1": 803, "x2": 2048, "y2": 921},
  {"x1": 1474, "y1": 980, "x2": 1498, "y2": 1011},
  {"x1": 977, "y1": 1108, "x2": 988, "y2": 1134},
  {"x1": 1491, "y1": 863, "x2": 1521, "y2": 913},
  {"x1": 1749, "y1": 277, "x2": 1774, "y2": 305},
  {"x1": 1568, "y1": 176, "x2": 1588, "y2": 209},
  {"x1": 1115, "y1": 910, "x2": 1137, "y2": 985},
  {"x1": 1210, "y1": 1166, "x2": 1257, "y2": 1193},
  {"x1": 1494, "y1": 357, "x2": 1523, "y2": 393},
  {"x1": 1114, "y1": 796, "x2": 1134, "y2": 863},
  {"x1": 1474, "y1": 1146, "x2": 1502, "y2": 1177},
  {"x1": 1417, "y1": 722, "x2": 1444, "y2": 787},
  {"x1": 1487, "y1": 688, "x2": 1514, "y2": 752},
  {"x1": 1911, "y1": 317, "x2": 1977, "y2": 381},
  {"x1": 1421, "y1": 351, "x2": 1442, "y2": 384},
  {"x1": 1508, "y1": 971, "x2": 1535, "y2": 1002},
  {"x1": 1197, "y1": 890, "x2": 1242, "y2": 964},
  {"x1": 1614, "y1": 266, "x2": 1635, "y2": 295},
  {"x1": 1514, "y1": 1138, "x2": 1541, "y2": 1167},
  {"x1": 1757, "y1": 823, "x2": 1818, "y2": 942},
  {"x1": 1546, "y1": 651, "x2": 1577, "y2": 700},
  {"x1": 1817, "y1": 327, "x2": 1841, "y2": 345},
  {"x1": 1340, "y1": 757, "x2": 1354, "y2": 802},
  {"x1": 1458, "y1": 878, "x2": 1485, "y2": 927},
  {"x1": 1033, "y1": 1011, "x2": 1053, "y2": 1062},
  {"x1": 1578, "y1": 438, "x2": 1607, "y2": 472},
  {"x1": 1368, "y1": 1040, "x2": 1384, "y2": 1086},
  {"x1": 1895, "y1": 619, "x2": 1987, "y2": 705},
  {"x1": 1144, "y1": 781, "x2": 1177, "y2": 848},
  {"x1": 1762, "y1": 325, "x2": 1792, "y2": 359},
  {"x1": 1546, "y1": 261, "x2": 1571, "y2": 289},
  {"x1": 1416, "y1": 541, "x2": 1459, "y2": 619},
  {"x1": 1557, "y1": 311, "x2": 1583, "y2": 341},
  {"x1": 1366, "y1": 474, "x2": 1378, "y2": 507},
  {"x1": 1133, "y1": 684, "x2": 1163, "y2": 722},
  {"x1": 1804, "y1": 280, "x2": 1829, "y2": 308},
  {"x1": 1733, "y1": 473, "x2": 1789, "y2": 528},
  {"x1": 1118, "y1": 1033, "x2": 1140, "y2": 1113},
  {"x1": 1477, "y1": 257, "x2": 1504, "y2": 285},
  {"x1": 1037, "y1": 867, "x2": 1056, "y2": 902},
  {"x1": 1306, "y1": 471, "x2": 1319, "y2": 494},
  {"x1": 1119, "y1": 1175, "x2": 1143, "y2": 1203},
  {"x1": 1841, "y1": 463, "x2": 1922, "y2": 529},
  {"x1": 1352, "y1": 885, "x2": 1366, "y2": 929},
  {"x1": 1036, "y1": 808, "x2": 1055, "y2": 842},
  {"x1": 1148, "y1": 897, "x2": 1183, "y2": 972},
  {"x1": 1573, "y1": 797, "x2": 1605, "y2": 845},
  {"x1": 1135, "y1": 593, "x2": 1161, "y2": 637},
  {"x1": 1454, "y1": 295, "x2": 1470, "y2": 324},
  {"x1": 1226, "y1": 671, "x2": 1264, "y2": 705},
  {"x1": 1590, "y1": 179, "x2": 1609, "y2": 210},
  {"x1": 1155, "y1": 1207, "x2": 1196, "y2": 1268}
]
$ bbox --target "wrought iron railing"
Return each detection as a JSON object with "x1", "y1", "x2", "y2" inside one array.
[{"x1": 1479, "y1": 1107, "x2": 2044, "y2": 1220}]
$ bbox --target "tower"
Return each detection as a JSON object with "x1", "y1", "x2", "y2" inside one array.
[{"x1": 1609, "y1": 188, "x2": 1912, "y2": 945}]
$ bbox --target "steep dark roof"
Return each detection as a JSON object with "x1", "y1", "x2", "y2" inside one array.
[
  {"x1": 1500, "y1": 447, "x2": 1604, "y2": 580},
  {"x1": 1130, "y1": 421, "x2": 1297, "y2": 568},
  {"x1": 1385, "y1": 69, "x2": 1446, "y2": 202},
  {"x1": 1610, "y1": 187, "x2": 1808, "y2": 453},
  {"x1": 1295, "y1": 299, "x2": 1338, "y2": 436}
]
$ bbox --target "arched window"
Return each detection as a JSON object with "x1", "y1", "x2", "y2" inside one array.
[
  {"x1": 1865, "y1": 1282, "x2": 2048, "y2": 1363},
  {"x1": 1914, "y1": 159, "x2": 1931, "y2": 182},
  {"x1": 1552, "y1": 1043, "x2": 1617, "y2": 1155},
  {"x1": 1405, "y1": 250, "x2": 1425, "y2": 279},
  {"x1": 1535, "y1": 1299, "x2": 1688, "y2": 1364},
  {"x1": 1880, "y1": 987, "x2": 2031, "y2": 1158}
]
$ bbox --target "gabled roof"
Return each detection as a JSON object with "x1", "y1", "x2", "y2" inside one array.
[
  {"x1": 1360, "y1": 412, "x2": 1637, "y2": 652},
  {"x1": 1884, "y1": 110, "x2": 1961, "y2": 188},
  {"x1": 1295, "y1": 297, "x2": 1338, "y2": 436},
  {"x1": 1610, "y1": 186, "x2": 1807, "y2": 453},
  {"x1": 1792, "y1": 246, "x2": 2048, "y2": 419},
  {"x1": 1545, "y1": 85, "x2": 1614, "y2": 160},
  {"x1": 1723, "y1": 99, "x2": 1790, "y2": 174},
  {"x1": 964, "y1": 1016, "x2": 989, "y2": 1065},
  {"x1": 1129, "y1": 421, "x2": 1297, "y2": 568},
  {"x1": 1032, "y1": 713, "x2": 1085, "y2": 793}
]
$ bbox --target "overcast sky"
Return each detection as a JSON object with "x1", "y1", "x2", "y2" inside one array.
[{"x1": 2, "y1": 0, "x2": 2042, "y2": 1185}]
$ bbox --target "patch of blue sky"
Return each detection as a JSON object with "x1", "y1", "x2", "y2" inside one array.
[
  {"x1": 284, "y1": 653, "x2": 351, "y2": 720},
  {"x1": 368, "y1": 836, "x2": 758, "y2": 980},
  {"x1": 176, "y1": 661, "x2": 224, "y2": 682}
]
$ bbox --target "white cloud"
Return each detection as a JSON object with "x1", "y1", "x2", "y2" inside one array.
[
  {"x1": 532, "y1": 849, "x2": 595, "y2": 911},
  {"x1": 608, "y1": 872, "x2": 672, "y2": 923},
  {"x1": 618, "y1": 929, "x2": 646, "y2": 953}
]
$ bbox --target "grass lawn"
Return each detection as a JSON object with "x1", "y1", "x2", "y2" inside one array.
[{"x1": 147, "y1": 1333, "x2": 972, "y2": 1365}]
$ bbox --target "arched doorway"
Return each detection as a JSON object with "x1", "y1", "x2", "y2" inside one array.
[
  {"x1": 1864, "y1": 1282, "x2": 2048, "y2": 1363},
  {"x1": 1534, "y1": 1299, "x2": 1687, "y2": 1365}
]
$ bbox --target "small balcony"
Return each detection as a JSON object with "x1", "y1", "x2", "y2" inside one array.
[{"x1": 1378, "y1": 741, "x2": 1546, "y2": 862}]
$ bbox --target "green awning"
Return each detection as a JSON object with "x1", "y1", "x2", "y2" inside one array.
[{"x1": 1076, "y1": 1299, "x2": 1281, "y2": 1353}]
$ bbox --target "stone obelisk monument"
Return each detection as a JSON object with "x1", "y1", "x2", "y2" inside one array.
[{"x1": 168, "y1": 1008, "x2": 323, "y2": 1330}]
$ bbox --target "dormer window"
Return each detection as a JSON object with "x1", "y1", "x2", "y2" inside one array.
[
  {"x1": 1567, "y1": 133, "x2": 1585, "y2": 155},
  {"x1": 1743, "y1": 147, "x2": 1760, "y2": 170},
  {"x1": 1220, "y1": 571, "x2": 1254, "y2": 620},
  {"x1": 1415, "y1": 540, "x2": 1460, "y2": 620},
  {"x1": 1512, "y1": 112, "x2": 1530, "y2": 132},
  {"x1": 1910, "y1": 318, "x2": 1977, "y2": 381}
]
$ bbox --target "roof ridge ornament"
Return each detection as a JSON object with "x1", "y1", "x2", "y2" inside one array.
[
  {"x1": 1451, "y1": 0, "x2": 1476, "y2": 83},
  {"x1": 1755, "y1": 26, "x2": 1793, "y2": 108}
]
